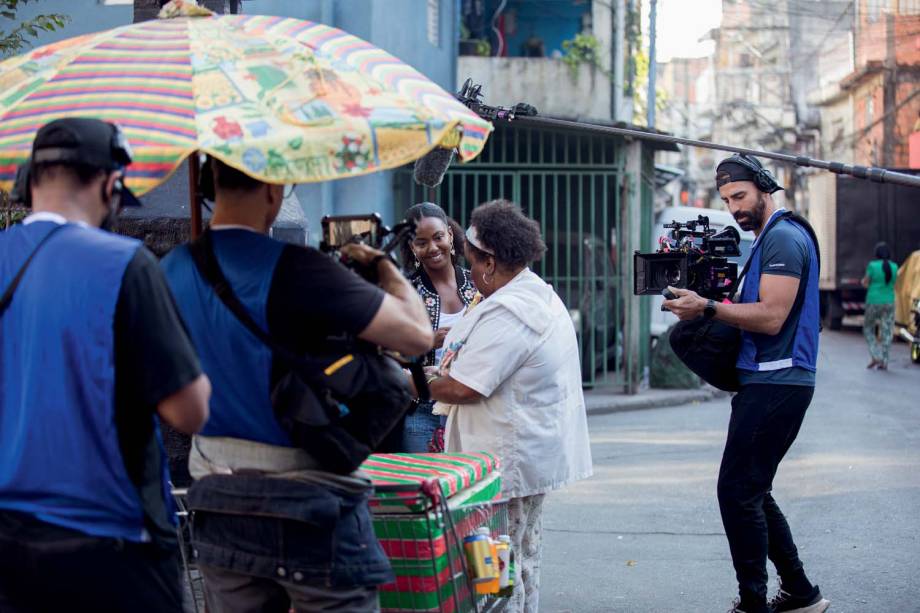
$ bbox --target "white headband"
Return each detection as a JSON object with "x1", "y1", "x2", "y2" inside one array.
[{"x1": 465, "y1": 225, "x2": 495, "y2": 256}]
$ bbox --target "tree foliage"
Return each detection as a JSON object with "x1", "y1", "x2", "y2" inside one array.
[
  {"x1": 1, "y1": 0, "x2": 69, "y2": 59},
  {"x1": 561, "y1": 33, "x2": 604, "y2": 81}
]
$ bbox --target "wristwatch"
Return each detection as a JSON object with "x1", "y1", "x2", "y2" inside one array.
[{"x1": 703, "y1": 298, "x2": 717, "y2": 319}]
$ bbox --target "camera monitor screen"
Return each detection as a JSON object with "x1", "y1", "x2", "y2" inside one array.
[
  {"x1": 634, "y1": 252, "x2": 689, "y2": 295},
  {"x1": 321, "y1": 214, "x2": 382, "y2": 250}
]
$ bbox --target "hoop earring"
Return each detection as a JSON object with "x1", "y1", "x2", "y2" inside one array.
[
  {"x1": 449, "y1": 243, "x2": 455, "y2": 255},
  {"x1": 481, "y1": 272, "x2": 493, "y2": 286}
]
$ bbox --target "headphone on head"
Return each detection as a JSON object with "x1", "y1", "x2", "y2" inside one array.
[
  {"x1": 721, "y1": 153, "x2": 782, "y2": 194},
  {"x1": 10, "y1": 123, "x2": 133, "y2": 208},
  {"x1": 198, "y1": 154, "x2": 216, "y2": 203}
]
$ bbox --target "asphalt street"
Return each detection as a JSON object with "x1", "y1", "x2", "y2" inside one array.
[{"x1": 540, "y1": 330, "x2": 920, "y2": 613}]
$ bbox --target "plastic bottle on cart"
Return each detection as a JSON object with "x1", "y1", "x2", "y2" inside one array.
[
  {"x1": 496, "y1": 534, "x2": 513, "y2": 591},
  {"x1": 472, "y1": 527, "x2": 501, "y2": 594},
  {"x1": 463, "y1": 527, "x2": 498, "y2": 592}
]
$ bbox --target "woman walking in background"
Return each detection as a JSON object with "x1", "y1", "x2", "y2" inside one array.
[
  {"x1": 401, "y1": 202, "x2": 476, "y2": 452},
  {"x1": 863, "y1": 242, "x2": 898, "y2": 370}
]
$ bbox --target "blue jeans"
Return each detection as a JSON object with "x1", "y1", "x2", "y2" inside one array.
[
  {"x1": 186, "y1": 474, "x2": 393, "y2": 589},
  {"x1": 402, "y1": 400, "x2": 441, "y2": 452}
]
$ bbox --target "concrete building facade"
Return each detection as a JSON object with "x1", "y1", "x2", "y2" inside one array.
[{"x1": 842, "y1": 1, "x2": 920, "y2": 168}]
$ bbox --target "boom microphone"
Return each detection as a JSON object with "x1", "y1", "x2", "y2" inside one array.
[{"x1": 413, "y1": 146, "x2": 455, "y2": 188}]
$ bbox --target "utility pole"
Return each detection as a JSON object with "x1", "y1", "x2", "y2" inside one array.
[
  {"x1": 647, "y1": 0, "x2": 658, "y2": 128},
  {"x1": 883, "y1": 9, "x2": 896, "y2": 166},
  {"x1": 613, "y1": 0, "x2": 626, "y2": 122}
]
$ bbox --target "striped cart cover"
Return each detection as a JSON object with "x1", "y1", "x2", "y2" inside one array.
[{"x1": 362, "y1": 453, "x2": 502, "y2": 612}]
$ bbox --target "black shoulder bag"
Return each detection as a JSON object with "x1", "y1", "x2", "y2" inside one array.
[
  {"x1": 0, "y1": 224, "x2": 66, "y2": 318},
  {"x1": 668, "y1": 211, "x2": 820, "y2": 392},
  {"x1": 187, "y1": 230, "x2": 424, "y2": 474}
]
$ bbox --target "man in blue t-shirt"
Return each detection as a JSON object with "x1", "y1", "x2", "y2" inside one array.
[{"x1": 664, "y1": 155, "x2": 828, "y2": 613}]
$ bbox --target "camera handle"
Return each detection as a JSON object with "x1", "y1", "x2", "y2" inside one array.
[{"x1": 661, "y1": 288, "x2": 678, "y2": 312}]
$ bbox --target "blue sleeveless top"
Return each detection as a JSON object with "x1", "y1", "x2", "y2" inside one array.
[
  {"x1": 736, "y1": 212, "x2": 820, "y2": 386},
  {"x1": 0, "y1": 221, "x2": 151, "y2": 541},
  {"x1": 162, "y1": 229, "x2": 289, "y2": 446}
]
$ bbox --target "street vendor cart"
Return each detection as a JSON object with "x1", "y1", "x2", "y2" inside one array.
[{"x1": 174, "y1": 452, "x2": 510, "y2": 613}]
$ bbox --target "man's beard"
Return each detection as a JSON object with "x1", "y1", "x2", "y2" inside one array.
[{"x1": 734, "y1": 195, "x2": 766, "y2": 232}]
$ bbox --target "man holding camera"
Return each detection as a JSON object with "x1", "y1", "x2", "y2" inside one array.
[
  {"x1": 0, "y1": 118, "x2": 211, "y2": 611},
  {"x1": 664, "y1": 155, "x2": 829, "y2": 613},
  {"x1": 161, "y1": 156, "x2": 432, "y2": 612}
]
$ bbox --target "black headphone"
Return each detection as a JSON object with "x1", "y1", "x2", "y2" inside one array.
[
  {"x1": 10, "y1": 123, "x2": 134, "y2": 208},
  {"x1": 198, "y1": 154, "x2": 216, "y2": 203},
  {"x1": 721, "y1": 153, "x2": 782, "y2": 194}
]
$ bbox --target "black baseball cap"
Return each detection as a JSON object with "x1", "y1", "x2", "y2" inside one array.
[{"x1": 31, "y1": 117, "x2": 142, "y2": 207}]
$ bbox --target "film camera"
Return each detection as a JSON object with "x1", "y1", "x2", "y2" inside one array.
[
  {"x1": 319, "y1": 213, "x2": 415, "y2": 281},
  {"x1": 634, "y1": 215, "x2": 741, "y2": 300}
]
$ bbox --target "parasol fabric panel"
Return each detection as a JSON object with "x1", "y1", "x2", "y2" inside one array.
[{"x1": 0, "y1": 12, "x2": 492, "y2": 195}]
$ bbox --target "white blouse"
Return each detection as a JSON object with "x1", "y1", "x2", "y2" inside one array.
[{"x1": 441, "y1": 268, "x2": 593, "y2": 498}]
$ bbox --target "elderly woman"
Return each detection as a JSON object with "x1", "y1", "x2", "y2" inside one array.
[{"x1": 427, "y1": 199, "x2": 593, "y2": 613}]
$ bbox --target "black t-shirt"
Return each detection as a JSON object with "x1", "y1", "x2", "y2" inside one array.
[
  {"x1": 113, "y1": 247, "x2": 202, "y2": 545},
  {"x1": 265, "y1": 243, "x2": 386, "y2": 385}
]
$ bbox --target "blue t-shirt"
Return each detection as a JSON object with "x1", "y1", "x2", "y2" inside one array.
[{"x1": 738, "y1": 220, "x2": 816, "y2": 386}]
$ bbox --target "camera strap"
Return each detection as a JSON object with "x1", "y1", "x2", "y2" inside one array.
[
  {"x1": 186, "y1": 229, "x2": 332, "y2": 378},
  {"x1": 721, "y1": 210, "x2": 820, "y2": 330},
  {"x1": 0, "y1": 224, "x2": 66, "y2": 319},
  {"x1": 186, "y1": 230, "x2": 431, "y2": 400},
  {"x1": 723, "y1": 210, "x2": 797, "y2": 302}
]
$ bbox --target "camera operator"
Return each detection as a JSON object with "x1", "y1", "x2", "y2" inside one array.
[
  {"x1": 0, "y1": 118, "x2": 211, "y2": 611},
  {"x1": 663, "y1": 155, "x2": 828, "y2": 613},
  {"x1": 160, "y1": 156, "x2": 432, "y2": 612}
]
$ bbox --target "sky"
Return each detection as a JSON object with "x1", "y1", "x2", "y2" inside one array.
[{"x1": 642, "y1": 0, "x2": 723, "y2": 62}]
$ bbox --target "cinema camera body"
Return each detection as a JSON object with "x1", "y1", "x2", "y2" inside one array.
[
  {"x1": 634, "y1": 215, "x2": 742, "y2": 301},
  {"x1": 319, "y1": 213, "x2": 415, "y2": 281}
]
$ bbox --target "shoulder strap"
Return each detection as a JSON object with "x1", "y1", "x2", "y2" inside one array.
[
  {"x1": 724, "y1": 210, "x2": 793, "y2": 302},
  {"x1": 187, "y1": 231, "x2": 431, "y2": 401},
  {"x1": 787, "y1": 212, "x2": 821, "y2": 271},
  {"x1": 186, "y1": 230, "x2": 303, "y2": 366},
  {"x1": 785, "y1": 212, "x2": 822, "y2": 331},
  {"x1": 0, "y1": 223, "x2": 67, "y2": 318}
]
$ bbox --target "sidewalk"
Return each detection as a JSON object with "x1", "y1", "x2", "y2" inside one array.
[{"x1": 583, "y1": 385, "x2": 728, "y2": 416}]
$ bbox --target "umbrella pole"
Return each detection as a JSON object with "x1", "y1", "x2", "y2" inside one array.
[{"x1": 188, "y1": 153, "x2": 202, "y2": 239}]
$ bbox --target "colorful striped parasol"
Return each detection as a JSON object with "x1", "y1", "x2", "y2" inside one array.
[{"x1": 0, "y1": 3, "x2": 492, "y2": 196}]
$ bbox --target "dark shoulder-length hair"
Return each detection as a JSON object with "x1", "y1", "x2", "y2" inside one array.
[
  {"x1": 467, "y1": 199, "x2": 546, "y2": 268},
  {"x1": 399, "y1": 202, "x2": 465, "y2": 269}
]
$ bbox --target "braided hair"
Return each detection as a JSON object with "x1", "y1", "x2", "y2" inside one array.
[
  {"x1": 400, "y1": 202, "x2": 465, "y2": 270},
  {"x1": 875, "y1": 242, "x2": 893, "y2": 284}
]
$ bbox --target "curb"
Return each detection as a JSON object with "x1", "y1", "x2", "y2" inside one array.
[{"x1": 584, "y1": 386, "x2": 730, "y2": 416}]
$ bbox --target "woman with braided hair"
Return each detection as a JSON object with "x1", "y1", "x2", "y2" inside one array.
[{"x1": 400, "y1": 202, "x2": 476, "y2": 452}]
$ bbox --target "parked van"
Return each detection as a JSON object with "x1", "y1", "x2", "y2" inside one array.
[{"x1": 649, "y1": 206, "x2": 755, "y2": 339}]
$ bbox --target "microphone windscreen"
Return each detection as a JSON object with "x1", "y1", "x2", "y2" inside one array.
[{"x1": 413, "y1": 147, "x2": 455, "y2": 188}]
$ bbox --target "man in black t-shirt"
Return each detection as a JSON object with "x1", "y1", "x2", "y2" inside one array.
[
  {"x1": 162, "y1": 157, "x2": 433, "y2": 612},
  {"x1": 0, "y1": 118, "x2": 211, "y2": 612}
]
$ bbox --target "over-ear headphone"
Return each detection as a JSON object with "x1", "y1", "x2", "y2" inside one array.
[
  {"x1": 9, "y1": 123, "x2": 134, "y2": 208},
  {"x1": 722, "y1": 153, "x2": 782, "y2": 194},
  {"x1": 10, "y1": 162, "x2": 32, "y2": 207},
  {"x1": 198, "y1": 155, "x2": 216, "y2": 203}
]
